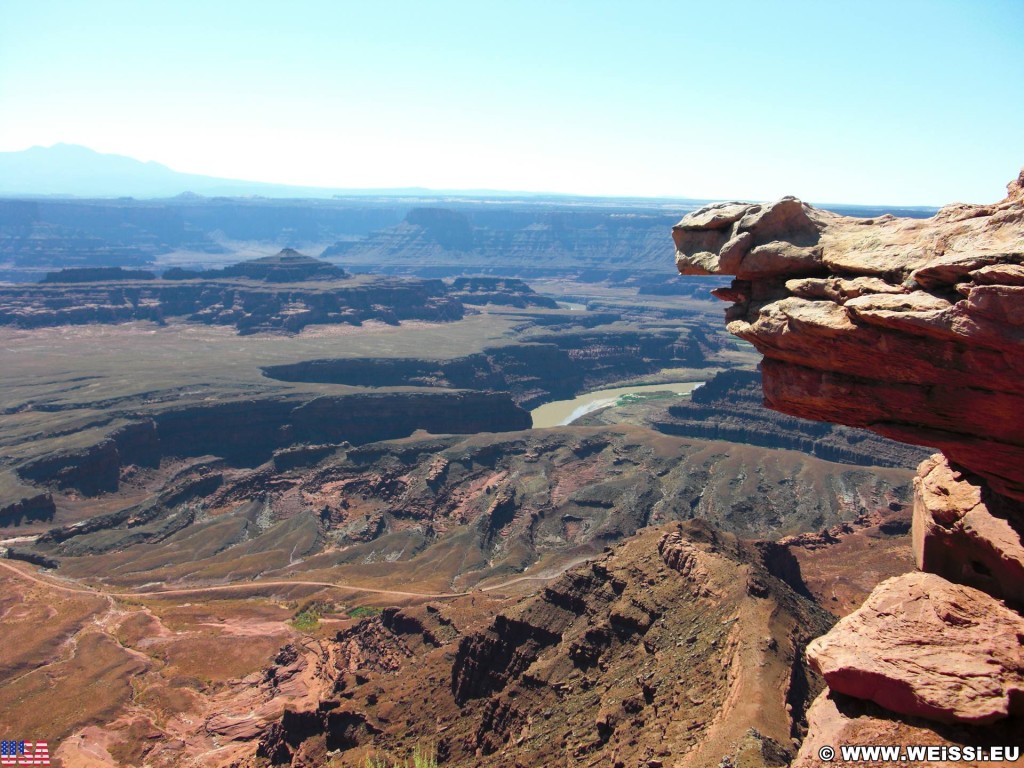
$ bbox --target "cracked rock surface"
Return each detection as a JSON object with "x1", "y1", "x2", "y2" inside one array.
[{"x1": 674, "y1": 170, "x2": 1024, "y2": 502}]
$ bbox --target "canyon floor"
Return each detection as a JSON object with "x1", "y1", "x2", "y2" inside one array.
[{"x1": 0, "y1": 250, "x2": 951, "y2": 767}]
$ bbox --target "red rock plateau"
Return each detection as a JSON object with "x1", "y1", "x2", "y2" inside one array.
[
  {"x1": 239, "y1": 523, "x2": 835, "y2": 768},
  {"x1": 675, "y1": 170, "x2": 1024, "y2": 763}
]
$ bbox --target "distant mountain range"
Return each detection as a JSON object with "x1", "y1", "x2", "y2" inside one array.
[
  {"x1": 0, "y1": 144, "x2": 944, "y2": 215},
  {"x1": 0, "y1": 144, "x2": 555, "y2": 200}
]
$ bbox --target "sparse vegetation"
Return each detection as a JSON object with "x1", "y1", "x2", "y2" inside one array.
[
  {"x1": 290, "y1": 599, "x2": 332, "y2": 632},
  {"x1": 347, "y1": 605, "x2": 383, "y2": 620},
  {"x1": 365, "y1": 743, "x2": 438, "y2": 768},
  {"x1": 290, "y1": 609, "x2": 320, "y2": 632}
]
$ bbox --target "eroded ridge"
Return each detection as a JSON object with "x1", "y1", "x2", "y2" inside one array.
[{"x1": 674, "y1": 171, "x2": 1024, "y2": 763}]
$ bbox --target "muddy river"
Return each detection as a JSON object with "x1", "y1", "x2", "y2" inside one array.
[{"x1": 530, "y1": 381, "x2": 703, "y2": 428}]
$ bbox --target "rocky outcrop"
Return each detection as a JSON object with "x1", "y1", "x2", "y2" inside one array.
[
  {"x1": 0, "y1": 490, "x2": 55, "y2": 527},
  {"x1": 657, "y1": 528, "x2": 715, "y2": 597},
  {"x1": 448, "y1": 276, "x2": 559, "y2": 309},
  {"x1": 262, "y1": 346, "x2": 580, "y2": 409},
  {"x1": 794, "y1": 691, "x2": 1024, "y2": 768},
  {"x1": 288, "y1": 391, "x2": 532, "y2": 444},
  {"x1": 262, "y1": 329, "x2": 707, "y2": 410},
  {"x1": 444, "y1": 523, "x2": 832, "y2": 765},
  {"x1": 674, "y1": 173, "x2": 1024, "y2": 502},
  {"x1": 18, "y1": 439, "x2": 122, "y2": 495},
  {"x1": 675, "y1": 172, "x2": 1024, "y2": 759},
  {"x1": 249, "y1": 523, "x2": 831, "y2": 768},
  {"x1": 451, "y1": 614, "x2": 562, "y2": 705},
  {"x1": 913, "y1": 454, "x2": 1024, "y2": 606},
  {"x1": 214, "y1": 249, "x2": 347, "y2": 282},
  {"x1": 0, "y1": 273, "x2": 463, "y2": 333},
  {"x1": 166, "y1": 250, "x2": 348, "y2": 282},
  {"x1": 41, "y1": 267, "x2": 156, "y2": 282},
  {"x1": 806, "y1": 572, "x2": 1024, "y2": 725}
]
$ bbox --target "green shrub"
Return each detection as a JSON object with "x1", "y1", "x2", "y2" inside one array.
[
  {"x1": 290, "y1": 608, "x2": 320, "y2": 631},
  {"x1": 347, "y1": 605, "x2": 383, "y2": 620},
  {"x1": 616, "y1": 391, "x2": 680, "y2": 406},
  {"x1": 290, "y1": 599, "x2": 332, "y2": 631},
  {"x1": 411, "y1": 744, "x2": 439, "y2": 768}
]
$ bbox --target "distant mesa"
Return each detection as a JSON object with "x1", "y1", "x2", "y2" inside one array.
[
  {"x1": 447, "y1": 276, "x2": 559, "y2": 309},
  {"x1": 165, "y1": 249, "x2": 349, "y2": 282},
  {"x1": 404, "y1": 207, "x2": 475, "y2": 249},
  {"x1": 41, "y1": 266, "x2": 156, "y2": 283},
  {"x1": 221, "y1": 248, "x2": 348, "y2": 281},
  {"x1": 3, "y1": 249, "x2": 463, "y2": 334}
]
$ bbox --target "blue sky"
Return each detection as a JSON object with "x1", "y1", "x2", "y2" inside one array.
[{"x1": 1, "y1": 0, "x2": 1021, "y2": 204}]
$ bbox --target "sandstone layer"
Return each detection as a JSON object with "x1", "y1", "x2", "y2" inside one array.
[
  {"x1": 793, "y1": 691, "x2": 1024, "y2": 768},
  {"x1": 674, "y1": 171, "x2": 1024, "y2": 502},
  {"x1": 676, "y1": 172, "x2": 1024, "y2": 761},
  {"x1": 651, "y1": 369, "x2": 931, "y2": 469},
  {"x1": 806, "y1": 571, "x2": 1024, "y2": 725},
  {"x1": 913, "y1": 453, "x2": 1024, "y2": 606}
]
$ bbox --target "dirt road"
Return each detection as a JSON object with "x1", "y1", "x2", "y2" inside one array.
[{"x1": 0, "y1": 555, "x2": 593, "y2": 602}]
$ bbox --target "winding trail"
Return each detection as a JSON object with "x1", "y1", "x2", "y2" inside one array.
[
  {"x1": 0, "y1": 554, "x2": 593, "y2": 603},
  {"x1": 0, "y1": 558, "x2": 99, "y2": 594}
]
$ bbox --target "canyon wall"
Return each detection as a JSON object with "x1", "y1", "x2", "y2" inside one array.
[
  {"x1": 653, "y1": 369, "x2": 932, "y2": 469},
  {"x1": 263, "y1": 328, "x2": 700, "y2": 410},
  {"x1": 0, "y1": 275, "x2": 463, "y2": 333},
  {"x1": 245, "y1": 524, "x2": 834, "y2": 768},
  {"x1": 16, "y1": 391, "x2": 532, "y2": 497},
  {"x1": 674, "y1": 171, "x2": 1024, "y2": 758}
]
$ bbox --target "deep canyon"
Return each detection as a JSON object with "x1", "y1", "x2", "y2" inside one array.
[{"x1": 1, "y1": 175, "x2": 1019, "y2": 768}]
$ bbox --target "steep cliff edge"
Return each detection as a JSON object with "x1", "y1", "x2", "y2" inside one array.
[
  {"x1": 674, "y1": 170, "x2": 1024, "y2": 502},
  {"x1": 674, "y1": 171, "x2": 1024, "y2": 762}
]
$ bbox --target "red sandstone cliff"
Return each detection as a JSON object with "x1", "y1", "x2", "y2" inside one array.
[{"x1": 674, "y1": 170, "x2": 1024, "y2": 764}]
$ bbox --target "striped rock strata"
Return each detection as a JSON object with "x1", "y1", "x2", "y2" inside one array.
[
  {"x1": 674, "y1": 171, "x2": 1024, "y2": 759},
  {"x1": 674, "y1": 170, "x2": 1024, "y2": 502}
]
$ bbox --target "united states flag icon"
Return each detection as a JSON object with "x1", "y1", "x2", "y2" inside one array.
[{"x1": 0, "y1": 741, "x2": 50, "y2": 766}]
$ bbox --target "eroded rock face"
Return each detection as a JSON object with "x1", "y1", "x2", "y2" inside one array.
[
  {"x1": 806, "y1": 571, "x2": 1024, "y2": 725},
  {"x1": 913, "y1": 454, "x2": 1024, "y2": 606},
  {"x1": 653, "y1": 368, "x2": 932, "y2": 469},
  {"x1": 235, "y1": 523, "x2": 830, "y2": 768},
  {"x1": 793, "y1": 690, "x2": 1024, "y2": 768},
  {"x1": 674, "y1": 172, "x2": 1024, "y2": 501},
  {"x1": 676, "y1": 174, "x2": 1024, "y2": 750}
]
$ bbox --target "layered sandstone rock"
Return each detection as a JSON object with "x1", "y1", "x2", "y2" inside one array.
[
  {"x1": 793, "y1": 690, "x2": 1024, "y2": 768},
  {"x1": 675, "y1": 171, "x2": 1024, "y2": 761},
  {"x1": 913, "y1": 454, "x2": 1024, "y2": 606},
  {"x1": 806, "y1": 572, "x2": 1024, "y2": 725},
  {"x1": 674, "y1": 171, "x2": 1024, "y2": 502}
]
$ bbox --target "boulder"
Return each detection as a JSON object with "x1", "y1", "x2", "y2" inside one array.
[
  {"x1": 793, "y1": 690, "x2": 1024, "y2": 768},
  {"x1": 806, "y1": 572, "x2": 1024, "y2": 725}
]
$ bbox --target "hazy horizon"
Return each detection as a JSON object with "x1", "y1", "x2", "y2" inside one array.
[
  {"x1": 2, "y1": 0, "x2": 1022, "y2": 205},
  {"x1": 0, "y1": 142, "x2": 949, "y2": 206}
]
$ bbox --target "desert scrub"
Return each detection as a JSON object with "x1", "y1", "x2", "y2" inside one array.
[
  {"x1": 347, "y1": 605, "x2": 383, "y2": 620},
  {"x1": 290, "y1": 599, "x2": 332, "y2": 631},
  {"x1": 365, "y1": 743, "x2": 438, "y2": 768}
]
